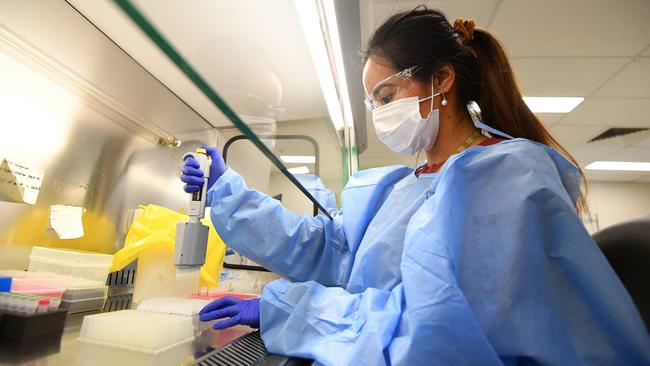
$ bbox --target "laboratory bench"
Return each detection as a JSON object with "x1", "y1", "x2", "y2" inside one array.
[{"x1": 0, "y1": 311, "x2": 312, "y2": 366}]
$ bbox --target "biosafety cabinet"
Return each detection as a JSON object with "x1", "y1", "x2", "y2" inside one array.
[{"x1": 0, "y1": 1, "x2": 363, "y2": 365}]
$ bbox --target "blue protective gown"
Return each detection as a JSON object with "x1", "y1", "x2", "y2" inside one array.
[
  {"x1": 207, "y1": 138, "x2": 650, "y2": 365},
  {"x1": 293, "y1": 173, "x2": 339, "y2": 215}
]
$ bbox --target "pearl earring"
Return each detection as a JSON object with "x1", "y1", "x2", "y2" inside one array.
[{"x1": 441, "y1": 91, "x2": 448, "y2": 106}]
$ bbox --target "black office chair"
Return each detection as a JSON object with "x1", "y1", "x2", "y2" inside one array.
[{"x1": 592, "y1": 215, "x2": 650, "y2": 331}]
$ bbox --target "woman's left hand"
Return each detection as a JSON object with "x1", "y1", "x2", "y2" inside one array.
[{"x1": 199, "y1": 296, "x2": 260, "y2": 330}]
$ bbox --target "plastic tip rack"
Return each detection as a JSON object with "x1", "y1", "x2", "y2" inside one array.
[
  {"x1": 175, "y1": 267, "x2": 200, "y2": 298},
  {"x1": 0, "y1": 293, "x2": 57, "y2": 314}
]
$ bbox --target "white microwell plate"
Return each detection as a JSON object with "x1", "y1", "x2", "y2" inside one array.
[{"x1": 77, "y1": 310, "x2": 195, "y2": 366}]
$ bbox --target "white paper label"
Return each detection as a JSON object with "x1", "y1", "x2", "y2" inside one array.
[
  {"x1": 49, "y1": 205, "x2": 84, "y2": 239},
  {"x1": 0, "y1": 158, "x2": 44, "y2": 205}
]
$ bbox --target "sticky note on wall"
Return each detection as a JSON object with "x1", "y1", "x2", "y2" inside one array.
[
  {"x1": 0, "y1": 158, "x2": 44, "y2": 205},
  {"x1": 49, "y1": 205, "x2": 84, "y2": 239}
]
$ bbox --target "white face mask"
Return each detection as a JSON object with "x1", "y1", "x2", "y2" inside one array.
[{"x1": 371, "y1": 88, "x2": 441, "y2": 156}]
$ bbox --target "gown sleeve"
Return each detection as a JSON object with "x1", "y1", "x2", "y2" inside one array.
[
  {"x1": 258, "y1": 140, "x2": 650, "y2": 365},
  {"x1": 207, "y1": 166, "x2": 411, "y2": 286}
]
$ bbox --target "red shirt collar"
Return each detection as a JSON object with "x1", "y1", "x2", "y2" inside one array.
[{"x1": 415, "y1": 137, "x2": 504, "y2": 176}]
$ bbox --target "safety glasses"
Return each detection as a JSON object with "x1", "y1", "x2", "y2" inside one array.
[{"x1": 364, "y1": 66, "x2": 420, "y2": 110}]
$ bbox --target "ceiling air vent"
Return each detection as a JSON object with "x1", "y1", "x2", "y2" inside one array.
[{"x1": 588, "y1": 128, "x2": 649, "y2": 143}]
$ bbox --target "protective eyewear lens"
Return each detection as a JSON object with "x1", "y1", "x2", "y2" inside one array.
[{"x1": 365, "y1": 66, "x2": 420, "y2": 110}]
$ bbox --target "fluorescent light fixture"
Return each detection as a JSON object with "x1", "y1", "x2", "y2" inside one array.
[
  {"x1": 281, "y1": 155, "x2": 316, "y2": 164},
  {"x1": 294, "y1": 0, "x2": 349, "y2": 131},
  {"x1": 523, "y1": 97, "x2": 584, "y2": 113},
  {"x1": 322, "y1": 0, "x2": 353, "y2": 128},
  {"x1": 586, "y1": 161, "x2": 650, "y2": 172},
  {"x1": 287, "y1": 166, "x2": 310, "y2": 174}
]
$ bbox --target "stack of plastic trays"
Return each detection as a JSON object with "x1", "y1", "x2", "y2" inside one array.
[
  {"x1": 28, "y1": 247, "x2": 113, "y2": 313},
  {"x1": 61, "y1": 284, "x2": 109, "y2": 313},
  {"x1": 28, "y1": 246, "x2": 113, "y2": 283},
  {"x1": 76, "y1": 310, "x2": 194, "y2": 366},
  {"x1": 59, "y1": 276, "x2": 107, "y2": 313}
]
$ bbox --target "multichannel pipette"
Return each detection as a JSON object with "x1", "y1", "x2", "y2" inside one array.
[{"x1": 174, "y1": 148, "x2": 211, "y2": 297}]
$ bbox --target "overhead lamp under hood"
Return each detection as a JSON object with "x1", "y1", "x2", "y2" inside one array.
[{"x1": 294, "y1": 0, "x2": 351, "y2": 132}]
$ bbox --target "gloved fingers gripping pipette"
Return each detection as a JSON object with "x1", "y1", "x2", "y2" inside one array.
[
  {"x1": 181, "y1": 146, "x2": 227, "y2": 193},
  {"x1": 175, "y1": 148, "x2": 213, "y2": 297}
]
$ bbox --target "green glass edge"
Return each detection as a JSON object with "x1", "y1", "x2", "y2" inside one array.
[
  {"x1": 115, "y1": 0, "x2": 333, "y2": 220},
  {"x1": 342, "y1": 146, "x2": 349, "y2": 187},
  {"x1": 352, "y1": 146, "x2": 359, "y2": 174}
]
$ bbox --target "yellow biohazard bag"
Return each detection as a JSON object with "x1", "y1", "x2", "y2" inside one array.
[{"x1": 110, "y1": 204, "x2": 226, "y2": 288}]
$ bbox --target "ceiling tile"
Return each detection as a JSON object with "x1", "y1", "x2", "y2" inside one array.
[
  {"x1": 634, "y1": 135, "x2": 650, "y2": 148},
  {"x1": 567, "y1": 141, "x2": 625, "y2": 167},
  {"x1": 537, "y1": 113, "x2": 566, "y2": 126},
  {"x1": 511, "y1": 57, "x2": 628, "y2": 96},
  {"x1": 585, "y1": 170, "x2": 650, "y2": 182},
  {"x1": 559, "y1": 98, "x2": 650, "y2": 127},
  {"x1": 372, "y1": 0, "x2": 497, "y2": 32},
  {"x1": 614, "y1": 130, "x2": 650, "y2": 146},
  {"x1": 594, "y1": 58, "x2": 650, "y2": 98},
  {"x1": 490, "y1": 0, "x2": 650, "y2": 57},
  {"x1": 604, "y1": 147, "x2": 650, "y2": 162},
  {"x1": 550, "y1": 125, "x2": 606, "y2": 146}
]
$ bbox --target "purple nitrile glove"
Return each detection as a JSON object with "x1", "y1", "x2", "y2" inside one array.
[
  {"x1": 181, "y1": 146, "x2": 227, "y2": 193},
  {"x1": 199, "y1": 296, "x2": 260, "y2": 330}
]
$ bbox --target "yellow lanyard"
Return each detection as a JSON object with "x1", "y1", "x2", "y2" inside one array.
[
  {"x1": 427, "y1": 130, "x2": 483, "y2": 173},
  {"x1": 453, "y1": 129, "x2": 483, "y2": 154}
]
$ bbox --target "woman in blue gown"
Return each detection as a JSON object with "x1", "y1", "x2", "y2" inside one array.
[{"x1": 183, "y1": 7, "x2": 650, "y2": 365}]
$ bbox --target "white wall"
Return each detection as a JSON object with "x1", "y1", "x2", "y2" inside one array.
[
  {"x1": 275, "y1": 119, "x2": 343, "y2": 193},
  {"x1": 218, "y1": 129, "x2": 272, "y2": 193},
  {"x1": 269, "y1": 172, "x2": 315, "y2": 216},
  {"x1": 584, "y1": 181, "x2": 650, "y2": 233}
]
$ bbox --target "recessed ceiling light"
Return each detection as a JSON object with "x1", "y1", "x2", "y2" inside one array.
[
  {"x1": 523, "y1": 97, "x2": 584, "y2": 113},
  {"x1": 287, "y1": 166, "x2": 310, "y2": 174},
  {"x1": 281, "y1": 155, "x2": 316, "y2": 164},
  {"x1": 586, "y1": 161, "x2": 650, "y2": 172}
]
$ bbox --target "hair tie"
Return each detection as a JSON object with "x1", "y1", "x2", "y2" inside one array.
[
  {"x1": 454, "y1": 18, "x2": 475, "y2": 44},
  {"x1": 454, "y1": 18, "x2": 478, "y2": 57}
]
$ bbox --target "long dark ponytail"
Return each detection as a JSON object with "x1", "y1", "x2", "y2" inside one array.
[{"x1": 363, "y1": 6, "x2": 586, "y2": 213}]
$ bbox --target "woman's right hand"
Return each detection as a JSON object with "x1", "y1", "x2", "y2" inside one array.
[{"x1": 181, "y1": 146, "x2": 227, "y2": 193}]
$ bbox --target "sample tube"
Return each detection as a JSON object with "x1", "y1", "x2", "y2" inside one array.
[
  {"x1": 37, "y1": 298, "x2": 50, "y2": 313},
  {"x1": 49, "y1": 297, "x2": 61, "y2": 311},
  {"x1": 25, "y1": 295, "x2": 38, "y2": 314},
  {"x1": 0, "y1": 293, "x2": 8, "y2": 311},
  {"x1": 8, "y1": 294, "x2": 21, "y2": 313},
  {"x1": 15, "y1": 294, "x2": 37, "y2": 314}
]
